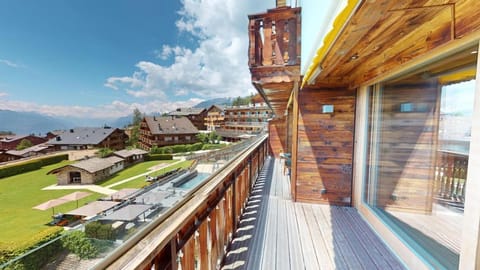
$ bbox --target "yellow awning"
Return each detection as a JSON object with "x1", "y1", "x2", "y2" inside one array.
[{"x1": 301, "y1": 0, "x2": 361, "y2": 88}]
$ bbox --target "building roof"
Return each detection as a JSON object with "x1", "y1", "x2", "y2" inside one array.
[
  {"x1": 48, "y1": 156, "x2": 124, "y2": 174},
  {"x1": 6, "y1": 144, "x2": 50, "y2": 157},
  {"x1": 207, "y1": 104, "x2": 225, "y2": 112},
  {"x1": 144, "y1": 116, "x2": 199, "y2": 135},
  {"x1": 47, "y1": 127, "x2": 121, "y2": 146},
  {"x1": 0, "y1": 134, "x2": 34, "y2": 143},
  {"x1": 113, "y1": 149, "x2": 148, "y2": 158},
  {"x1": 168, "y1": 107, "x2": 206, "y2": 116}
]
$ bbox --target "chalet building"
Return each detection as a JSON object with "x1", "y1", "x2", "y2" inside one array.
[
  {"x1": 47, "y1": 127, "x2": 127, "y2": 150},
  {"x1": 138, "y1": 116, "x2": 199, "y2": 151},
  {"x1": 168, "y1": 107, "x2": 207, "y2": 130},
  {"x1": 0, "y1": 151, "x2": 21, "y2": 163},
  {"x1": 48, "y1": 156, "x2": 125, "y2": 185},
  {"x1": 203, "y1": 105, "x2": 225, "y2": 131},
  {"x1": 247, "y1": 1, "x2": 480, "y2": 269},
  {"x1": 113, "y1": 149, "x2": 148, "y2": 167},
  {"x1": 215, "y1": 101, "x2": 271, "y2": 142},
  {"x1": 0, "y1": 134, "x2": 48, "y2": 150}
]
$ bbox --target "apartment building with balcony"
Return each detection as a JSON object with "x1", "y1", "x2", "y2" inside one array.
[
  {"x1": 138, "y1": 116, "x2": 199, "y2": 151},
  {"x1": 204, "y1": 104, "x2": 225, "y2": 132}
]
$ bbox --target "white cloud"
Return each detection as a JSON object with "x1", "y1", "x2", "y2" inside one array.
[
  {"x1": 0, "y1": 96, "x2": 203, "y2": 119},
  {"x1": 0, "y1": 92, "x2": 8, "y2": 97},
  {"x1": 0, "y1": 59, "x2": 24, "y2": 68},
  {"x1": 105, "y1": 0, "x2": 271, "y2": 100}
]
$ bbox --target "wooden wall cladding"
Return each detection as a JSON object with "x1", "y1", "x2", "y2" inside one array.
[
  {"x1": 373, "y1": 83, "x2": 439, "y2": 213},
  {"x1": 295, "y1": 88, "x2": 356, "y2": 205},
  {"x1": 269, "y1": 117, "x2": 287, "y2": 157}
]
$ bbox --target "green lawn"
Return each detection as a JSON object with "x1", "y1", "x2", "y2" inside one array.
[
  {"x1": 0, "y1": 161, "x2": 103, "y2": 250},
  {"x1": 97, "y1": 160, "x2": 175, "y2": 187},
  {"x1": 0, "y1": 159, "x2": 192, "y2": 251},
  {"x1": 113, "y1": 160, "x2": 194, "y2": 189}
]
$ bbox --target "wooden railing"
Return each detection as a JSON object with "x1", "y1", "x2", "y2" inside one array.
[
  {"x1": 95, "y1": 135, "x2": 268, "y2": 269},
  {"x1": 248, "y1": 7, "x2": 301, "y2": 68},
  {"x1": 434, "y1": 150, "x2": 468, "y2": 210}
]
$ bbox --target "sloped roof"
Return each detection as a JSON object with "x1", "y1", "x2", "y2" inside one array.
[
  {"x1": 47, "y1": 127, "x2": 121, "y2": 145},
  {"x1": 207, "y1": 104, "x2": 225, "y2": 112},
  {"x1": 144, "y1": 116, "x2": 199, "y2": 135},
  {"x1": 114, "y1": 149, "x2": 148, "y2": 158},
  {"x1": 7, "y1": 144, "x2": 50, "y2": 156},
  {"x1": 168, "y1": 107, "x2": 206, "y2": 116},
  {"x1": 0, "y1": 134, "x2": 33, "y2": 143},
  {"x1": 48, "y1": 156, "x2": 124, "y2": 174}
]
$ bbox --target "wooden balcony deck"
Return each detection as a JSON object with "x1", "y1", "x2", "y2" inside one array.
[{"x1": 222, "y1": 158, "x2": 406, "y2": 270}]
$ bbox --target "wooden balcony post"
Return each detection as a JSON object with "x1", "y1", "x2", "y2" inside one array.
[
  {"x1": 199, "y1": 221, "x2": 209, "y2": 270},
  {"x1": 262, "y1": 19, "x2": 273, "y2": 66},
  {"x1": 288, "y1": 17, "x2": 298, "y2": 65}
]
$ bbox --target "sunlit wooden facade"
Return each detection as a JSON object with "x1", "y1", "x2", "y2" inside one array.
[{"x1": 254, "y1": 0, "x2": 480, "y2": 269}]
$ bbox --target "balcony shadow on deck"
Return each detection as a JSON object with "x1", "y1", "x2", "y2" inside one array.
[{"x1": 222, "y1": 157, "x2": 406, "y2": 270}]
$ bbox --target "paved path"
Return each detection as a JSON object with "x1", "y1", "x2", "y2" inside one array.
[{"x1": 43, "y1": 184, "x2": 117, "y2": 195}]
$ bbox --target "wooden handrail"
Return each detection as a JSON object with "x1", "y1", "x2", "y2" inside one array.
[{"x1": 96, "y1": 135, "x2": 268, "y2": 270}]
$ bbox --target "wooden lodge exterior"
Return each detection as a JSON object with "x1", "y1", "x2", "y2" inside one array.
[
  {"x1": 168, "y1": 107, "x2": 208, "y2": 130},
  {"x1": 138, "y1": 116, "x2": 199, "y2": 151},
  {"x1": 249, "y1": 1, "x2": 480, "y2": 269},
  {"x1": 48, "y1": 156, "x2": 125, "y2": 185},
  {"x1": 47, "y1": 127, "x2": 127, "y2": 151},
  {"x1": 204, "y1": 105, "x2": 225, "y2": 131},
  {"x1": 0, "y1": 134, "x2": 48, "y2": 151}
]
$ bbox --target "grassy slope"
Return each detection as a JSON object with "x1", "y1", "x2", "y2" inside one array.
[{"x1": 0, "y1": 161, "x2": 103, "y2": 248}]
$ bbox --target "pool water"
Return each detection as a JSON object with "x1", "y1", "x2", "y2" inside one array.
[{"x1": 178, "y1": 173, "x2": 210, "y2": 189}]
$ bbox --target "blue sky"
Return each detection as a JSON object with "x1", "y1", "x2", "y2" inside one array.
[{"x1": 0, "y1": 0, "x2": 273, "y2": 119}]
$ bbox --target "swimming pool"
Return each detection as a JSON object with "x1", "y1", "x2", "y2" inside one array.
[{"x1": 178, "y1": 172, "x2": 210, "y2": 189}]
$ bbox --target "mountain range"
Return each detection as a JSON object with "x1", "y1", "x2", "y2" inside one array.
[{"x1": 0, "y1": 98, "x2": 235, "y2": 135}]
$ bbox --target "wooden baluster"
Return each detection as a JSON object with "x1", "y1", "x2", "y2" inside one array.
[
  {"x1": 199, "y1": 221, "x2": 209, "y2": 270},
  {"x1": 180, "y1": 236, "x2": 195, "y2": 270},
  {"x1": 262, "y1": 19, "x2": 273, "y2": 66},
  {"x1": 255, "y1": 20, "x2": 263, "y2": 66},
  {"x1": 209, "y1": 209, "x2": 218, "y2": 269},
  {"x1": 248, "y1": 19, "x2": 256, "y2": 66},
  {"x1": 274, "y1": 19, "x2": 285, "y2": 65},
  {"x1": 446, "y1": 154, "x2": 454, "y2": 199},
  {"x1": 225, "y1": 187, "x2": 233, "y2": 243},
  {"x1": 217, "y1": 201, "x2": 226, "y2": 259},
  {"x1": 287, "y1": 17, "x2": 297, "y2": 65}
]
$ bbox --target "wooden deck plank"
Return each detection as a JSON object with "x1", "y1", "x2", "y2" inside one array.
[
  {"x1": 317, "y1": 205, "x2": 364, "y2": 269},
  {"x1": 276, "y1": 199, "x2": 291, "y2": 270},
  {"x1": 261, "y1": 196, "x2": 278, "y2": 269},
  {"x1": 303, "y1": 204, "x2": 338, "y2": 269},
  {"x1": 343, "y1": 208, "x2": 406, "y2": 270},
  {"x1": 222, "y1": 158, "x2": 406, "y2": 270},
  {"x1": 285, "y1": 199, "x2": 306, "y2": 270},
  {"x1": 294, "y1": 203, "x2": 322, "y2": 270}
]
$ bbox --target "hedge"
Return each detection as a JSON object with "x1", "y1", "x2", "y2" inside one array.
[
  {"x1": 145, "y1": 154, "x2": 173, "y2": 161},
  {"x1": 0, "y1": 227, "x2": 63, "y2": 269},
  {"x1": 0, "y1": 154, "x2": 69, "y2": 179}
]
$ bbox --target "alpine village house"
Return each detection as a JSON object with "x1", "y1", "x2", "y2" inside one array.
[
  {"x1": 70, "y1": 0, "x2": 480, "y2": 269},
  {"x1": 138, "y1": 116, "x2": 199, "y2": 151}
]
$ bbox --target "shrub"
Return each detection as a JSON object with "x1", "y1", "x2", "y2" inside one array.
[
  {"x1": 85, "y1": 222, "x2": 115, "y2": 240},
  {"x1": 145, "y1": 154, "x2": 173, "y2": 161},
  {"x1": 0, "y1": 154, "x2": 68, "y2": 179},
  {"x1": 0, "y1": 227, "x2": 63, "y2": 269},
  {"x1": 171, "y1": 144, "x2": 186, "y2": 153},
  {"x1": 202, "y1": 143, "x2": 227, "y2": 150},
  {"x1": 61, "y1": 231, "x2": 98, "y2": 259}
]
